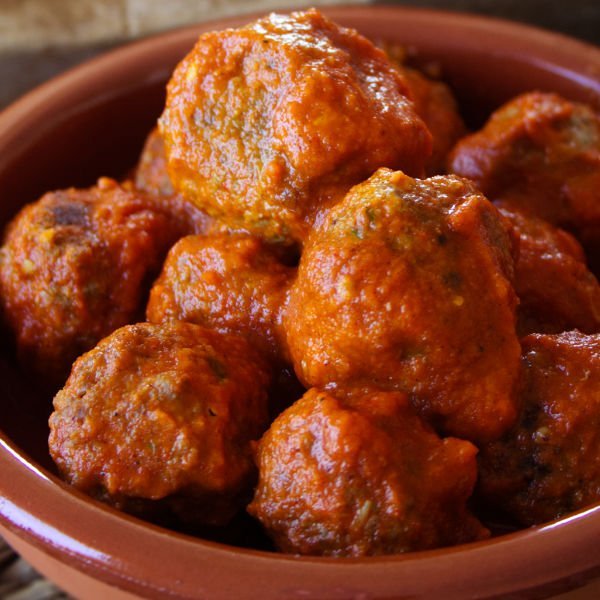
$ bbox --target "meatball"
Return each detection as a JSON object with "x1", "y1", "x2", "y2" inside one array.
[
  {"x1": 49, "y1": 321, "x2": 271, "y2": 526},
  {"x1": 135, "y1": 126, "x2": 178, "y2": 198},
  {"x1": 402, "y1": 66, "x2": 466, "y2": 175},
  {"x1": 134, "y1": 127, "x2": 214, "y2": 236},
  {"x1": 448, "y1": 92, "x2": 600, "y2": 247},
  {"x1": 478, "y1": 331, "x2": 600, "y2": 526},
  {"x1": 382, "y1": 46, "x2": 465, "y2": 175},
  {"x1": 499, "y1": 204, "x2": 600, "y2": 336},
  {"x1": 0, "y1": 178, "x2": 183, "y2": 381},
  {"x1": 147, "y1": 233, "x2": 294, "y2": 363},
  {"x1": 285, "y1": 168, "x2": 520, "y2": 442},
  {"x1": 159, "y1": 9, "x2": 431, "y2": 246},
  {"x1": 248, "y1": 387, "x2": 488, "y2": 556}
]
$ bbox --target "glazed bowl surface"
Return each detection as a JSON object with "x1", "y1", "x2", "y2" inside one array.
[{"x1": 1, "y1": 5, "x2": 600, "y2": 599}]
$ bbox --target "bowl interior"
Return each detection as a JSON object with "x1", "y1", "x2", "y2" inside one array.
[
  {"x1": 1, "y1": 5, "x2": 600, "y2": 598},
  {"x1": 2, "y1": 4, "x2": 600, "y2": 479}
]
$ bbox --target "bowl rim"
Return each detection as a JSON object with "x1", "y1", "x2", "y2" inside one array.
[
  {"x1": 3, "y1": 430, "x2": 600, "y2": 599},
  {"x1": 1, "y1": 4, "x2": 600, "y2": 599}
]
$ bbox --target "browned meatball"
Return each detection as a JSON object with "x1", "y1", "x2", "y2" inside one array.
[
  {"x1": 402, "y1": 66, "x2": 466, "y2": 175},
  {"x1": 159, "y1": 9, "x2": 431, "y2": 246},
  {"x1": 285, "y1": 168, "x2": 520, "y2": 442},
  {"x1": 248, "y1": 387, "x2": 488, "y2": 556},
  {"x1": 448, "y1": 92, "x2": 600, "y2": 249},
  {"x1": 134, "y1": 127, "x2": 214, "y2": 236},
  {"x1": 478, "y1": 331, "x2": 600, "y2": 526},
  {"x1": 49, "y1": 321, "x2": 271, "y2": 526},
  {"x1": 382, "y1": 45, "x2": 466, "y2": 175},
  {"x1": 498, "y1": 204, "x2": 600, "y2": 336},
  {"x1": 147, "y1": 233, "x2": 294, "y2": 363},
  {"x1": 135, "y1": 126, "x2": 178, "y2": 197},
  {"x1": 0, "y1": 178, "x2": 183, "y2": 381}
]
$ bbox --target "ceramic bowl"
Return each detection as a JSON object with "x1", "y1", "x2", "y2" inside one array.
[{"x1": 1, "y1": 6, "x2": 600, "y2": 599}]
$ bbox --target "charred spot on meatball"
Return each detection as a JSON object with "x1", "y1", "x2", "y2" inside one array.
[{"x1": 0, "y1": 178, "x2": 185, "y2": 382}]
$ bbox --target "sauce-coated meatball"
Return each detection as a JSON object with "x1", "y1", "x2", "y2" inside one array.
[
  {"x1": 134, "y1": 127, "x2": 214, "y2": 235},
  {"x1": 147, "y1": 234, "x2": 294, "y2": 363},
  {"x1": 402, "y1": 65, "x2": 466, "y2": 175},
  {"x1": 0, "y1": 178, "x2": 183, "y2": 381},
  {"x1": 448, "y1": 92, "x2": 600, "y2": 248},
  {"x1": 49, "y1": 321, "x2": 271, "y2": 526},
  {"x1": 249, "y1": 387, "x2": 488, "y2": 556},
  {"x1": 285, "y1": 168, "x2": 520, "y2": 442},
  {"x1": 499, "y1": 205, "x2": 600, "y2": 336},
  {"x1": 381, "y1": 45, "x2": 465, "y2": 176},
  {"x1": 135, "y1": 126, "x2": 178, "y2": 198},
  {"x1": 478, "y1": 331, "x2": 600, "y2": 525},
  {"x1": 159, "y1": 9, "x2": 431, "y2": 245}
]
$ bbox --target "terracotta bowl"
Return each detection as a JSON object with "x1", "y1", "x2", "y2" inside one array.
[{"x1": 1, "y1": 6, "x2": 600, "y2": 599}]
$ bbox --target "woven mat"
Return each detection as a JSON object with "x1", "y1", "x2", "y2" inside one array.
[{"x1": 0, "y1": 538, "x2": 68, "y2": 599}]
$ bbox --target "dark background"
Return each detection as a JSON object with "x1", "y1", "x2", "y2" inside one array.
[{"x1": 379, "y1": 0, "x2": 600, "y2": 45}]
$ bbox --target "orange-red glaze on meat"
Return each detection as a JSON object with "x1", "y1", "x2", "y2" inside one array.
[
  {"x1": 402, "y1": 66, "x2": 466, "y2": 175},
  {"x1": 285, "y1": 168, "x2": 520, "y2": 443},
  {"x1": 134, "y1": 127, "x2": 214, "y2": 235},
  {"x1": 478, "y1": 331, "x2": 600, "y2": 526},
  {"x1": 49, "y1": 321, "x2": 271, "y2": 526},
  {"x1": 382, "y1": 45, "x2": 465, "y2": 175},
  {"x1": 498, "y1": 204, "x2": 600, "y2": 336},
  {"x1": 249, "y1": 387, "x2": 488, "y2": 556},
  {"x1": 147, "y1": 233, "x2": 294, "y2": 363},
  {"x1": 0, "y1": 178, "x2": 183, "y2": 382},
  {"x1": 135, "y1": 126, "x2": 178, "y2": 197},
  {"x1": 159, "y1": 9, "x2": 431, "y2": 246},
  {"x1": 448, "y1": 92, "x2": 600, "y2": 249}
]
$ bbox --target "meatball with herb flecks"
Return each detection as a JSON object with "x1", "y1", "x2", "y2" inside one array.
[
  {"x1": 49, "y1": 321, "x2": 271, "y2": 526},
  {"x1": 147, "y1": 233, "x2": 295, "y2": 364},
  {"x1": 0, "y1": 178, "x2": 185, "y2": 382},
  {"x1": 159, "y1": 8, "x2": 431, "y2": 246},
  {"x1": 478, "y1": 331, "x2": 600, "y2": 526},
  {"x1": 285, "y1": 168, "x2": 520, "y2": 443},
  {"x1": 448, "y1": 92, "x2": 600, "y2": 253},
  {"x1": 248, "y1": 387, "x2": 488, "y2": 556}
]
